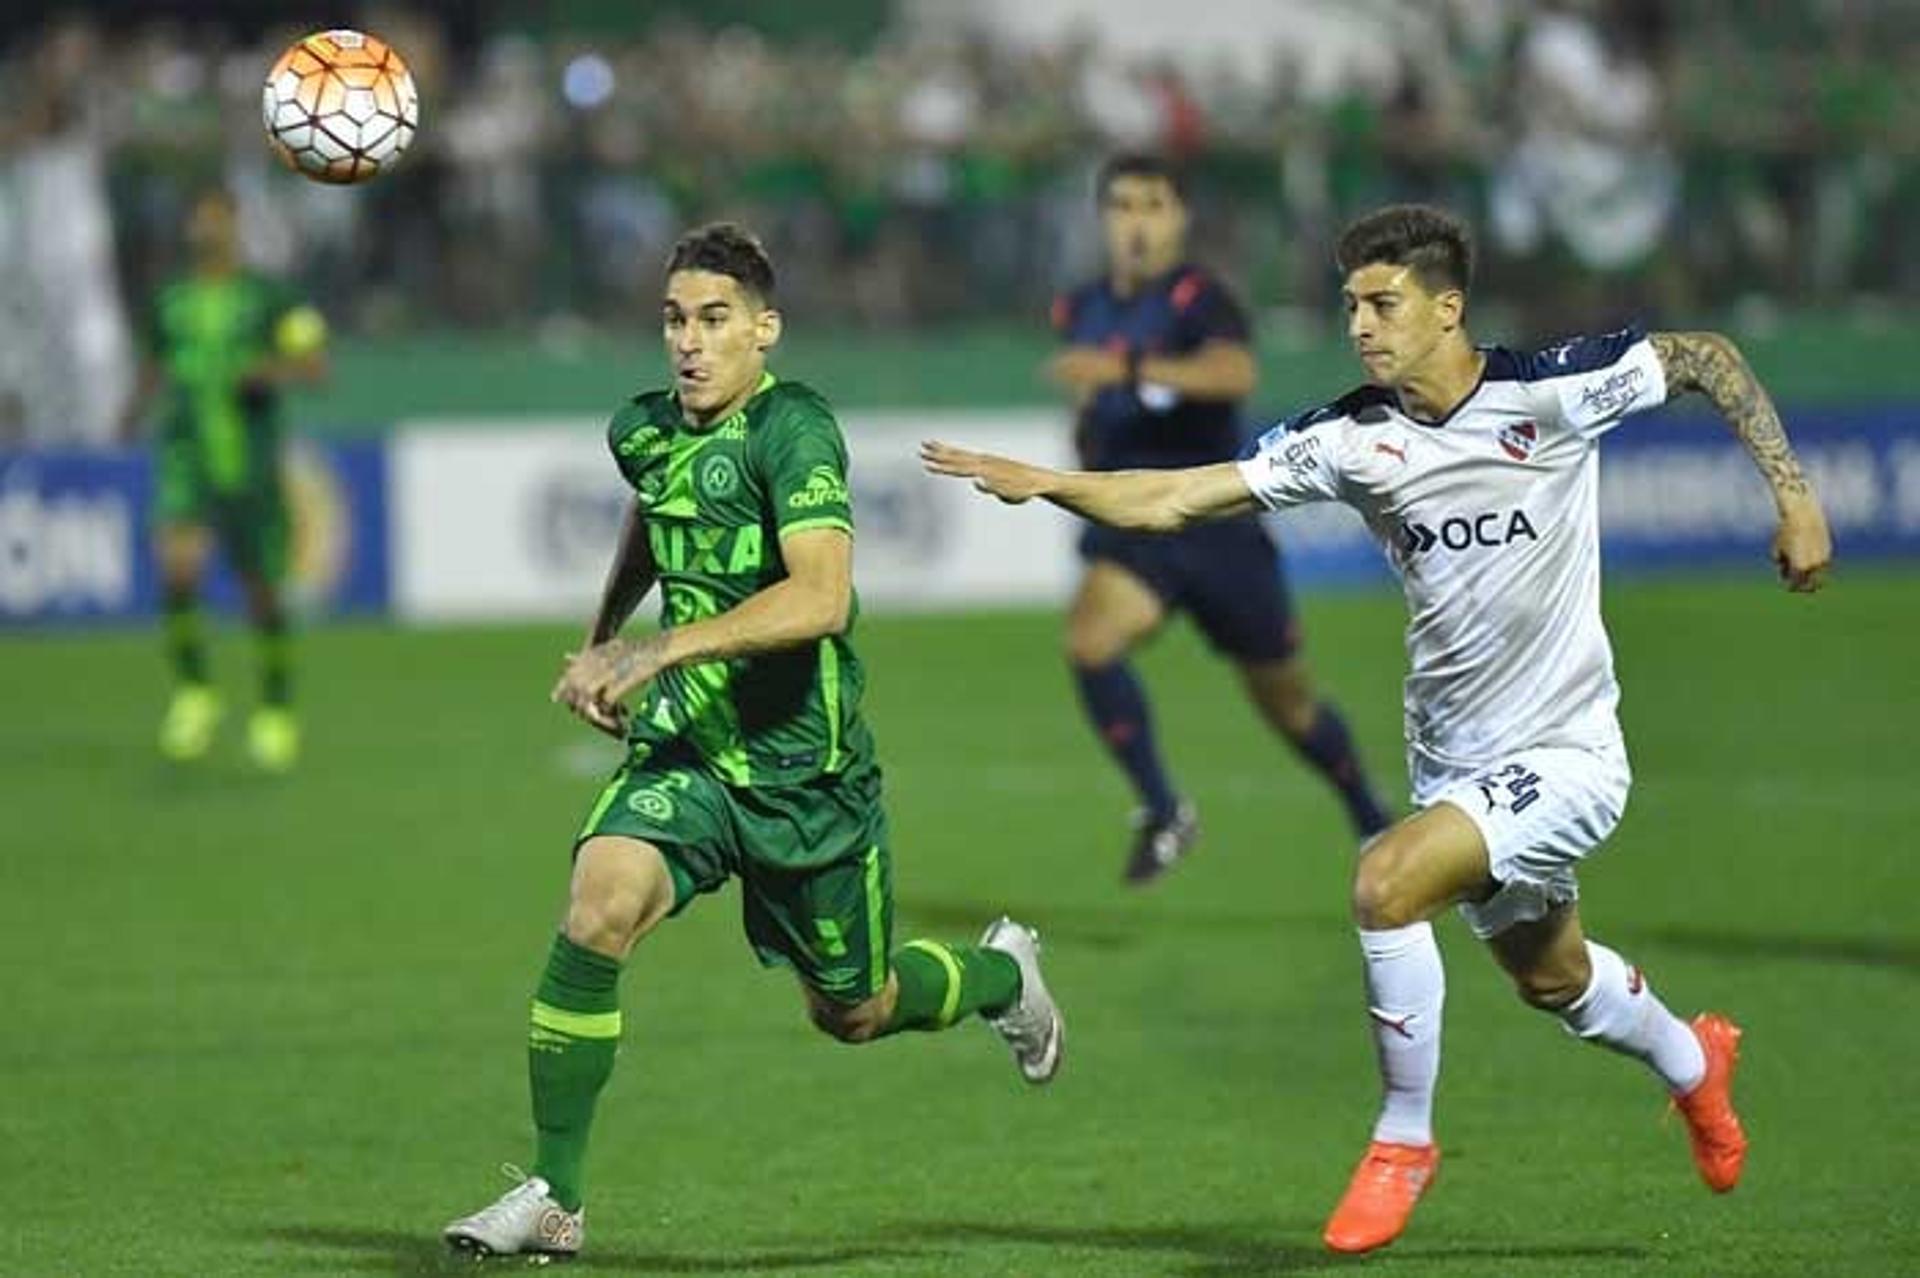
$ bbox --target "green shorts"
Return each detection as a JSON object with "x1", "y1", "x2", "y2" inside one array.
[
  {"x1": 155, "y1": 441, "x2": 288, "y2": 581},
  {"x1": 576, "y1": 746, "x2": 893, "y2": 1005}
]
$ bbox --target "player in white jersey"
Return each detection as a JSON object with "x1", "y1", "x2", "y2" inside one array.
[{"x1": 923, "y1": 204, "x2": 1832, "y2": 1254}]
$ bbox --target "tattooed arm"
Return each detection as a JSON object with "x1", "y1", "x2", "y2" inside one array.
[{"x1": 1649, "y1": 331, "x2": 1832, "y2": 593}]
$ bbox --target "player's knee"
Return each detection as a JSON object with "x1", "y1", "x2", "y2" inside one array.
[
  {"x1": 562, "y1": 885, "x2": 648, "y2": 955},
  {"x1": 1064, "y1": 623, "x2": 1122, "y2": 670},
  {"x1": 1276, "y1": 692, "x2": 1320, "y2": 740},
  {"x1": 1351, "y1": 850, "x2": 1422, "y2": 930},
  {"x1": 808, "y1": 996, "x2": 887, "y2": 1044},
  {"x1": 241, "y1": 578, "x2": 282, "y2": 625}
]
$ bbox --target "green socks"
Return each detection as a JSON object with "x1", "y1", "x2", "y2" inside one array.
[
  {"x1": 161, "y1": 587, "x2": 291, "y2": 707},
  {"x1": 258, "y1": 612, "x2": 292, "y2": 707},
  {"x1": 529, "y1": 934, "x2": 623, "y2": 1211},
  {"x1": 881, "y1": 939, "x2": 1022, "y2": 1036},
  {"x1": 524, "y1": 932, "x2": 1016, "y2": 1204},
  {"x1": 164, "y1": 586, "x2": 207, "y2": 685}
]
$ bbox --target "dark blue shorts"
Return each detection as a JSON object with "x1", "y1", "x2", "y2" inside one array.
[{"x1": 1079, "y1": 517, "x2": 1300, "y2": 663}]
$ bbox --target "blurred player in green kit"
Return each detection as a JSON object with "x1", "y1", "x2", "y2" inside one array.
[{"x1": 122, "y1": 188, "x2": 328, "y2": 771}]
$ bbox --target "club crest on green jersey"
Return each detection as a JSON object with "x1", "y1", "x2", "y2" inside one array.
[
  {"x1": 626, "y1": 788, "x2": 676, "y2": 820},
  {"x1": 698, "y1": 453, "x2": 741, "y2": 501}
]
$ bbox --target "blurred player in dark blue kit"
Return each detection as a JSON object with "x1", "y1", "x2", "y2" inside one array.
[{"x1": 1049, "y1": 154, "x2": 1390, "y2": 883}]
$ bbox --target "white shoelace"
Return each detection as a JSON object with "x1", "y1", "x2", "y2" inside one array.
[{"x1": 461, "y1": 1164, "x2": 549, "y2": 1231}]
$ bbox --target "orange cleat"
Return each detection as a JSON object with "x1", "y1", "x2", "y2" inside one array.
[
  {"x1": 1322, "y1": 1140, "x2": 1440, "y2": 1254},
  {"x1": 1673, "y1": 1013, "x2": 1748, "y2": 1193}
]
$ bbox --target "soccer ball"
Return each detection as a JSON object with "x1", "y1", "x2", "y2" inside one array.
[{"x1": 261, "y1": 30, "x2": 418, "y2": 185}]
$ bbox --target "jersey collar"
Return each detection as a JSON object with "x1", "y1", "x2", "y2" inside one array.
[
  {"x1": 1402, "y1": 351, "x2": 1489, "y2": 428},
  {"x1": 1106, "y1": 261, "x2": 1189, "y2": 303}
]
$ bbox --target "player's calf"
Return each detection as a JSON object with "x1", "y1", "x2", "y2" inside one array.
[
  {"x1": 1507, "y1": 958, "x2": 1590, "y2": 1012},
  {"x1": 804, "y1": 984, "x2": 895, "y2": 1044}
]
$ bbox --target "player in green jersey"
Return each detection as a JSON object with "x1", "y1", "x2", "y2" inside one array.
[
  {"x1": 443, "y1": 224, "x2": 1065, "y2": 1262},
  {"x1": 122, "y1": 188, "x2": 328, "y2": 771}
]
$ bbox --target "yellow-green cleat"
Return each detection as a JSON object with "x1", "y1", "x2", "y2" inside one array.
[
  {"x1": 159, "y1": 685, "x2": 223, "y2": 761},
  {"x1": 247, "y1": 707, "x2": 300, "y2": 772}
]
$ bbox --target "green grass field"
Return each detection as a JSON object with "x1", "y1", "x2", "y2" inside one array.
[{"x1": 3, "y1": 573, "x2": 1915, "y2": 1277}]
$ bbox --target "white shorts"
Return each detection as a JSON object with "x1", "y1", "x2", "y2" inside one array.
[{"x1": 1410, "y1": 741, "x2": 1632, "y2": 940}]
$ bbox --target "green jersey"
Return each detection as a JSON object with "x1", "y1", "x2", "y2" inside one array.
[
  {"x1": 608, "y1": 373, "x2": 870, "y2": 788},
  {"x1": 146, "y1": 272, "x2": 308, "y2": 493}
]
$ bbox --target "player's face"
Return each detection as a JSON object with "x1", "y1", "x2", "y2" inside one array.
[
  {"x1": 1101, "y1": 175, "x2": 1188, "y2": 280},
  {"x1": 1342, "y1": 264, "x2": 1462, "y2": 387},
  {"x1": 662, "y1": 269, "x2": 781, "y2": 422},
  {"x1": 185, "y1": 194, "x2": 239, "y2": 264}
]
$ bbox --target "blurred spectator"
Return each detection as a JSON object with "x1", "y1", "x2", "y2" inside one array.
[
  {"x1": 0, "y1": 18, "x2": 136, "y2": 445},
  {"x1": 0, "y1": 0, "x2": 1912, "y2": 357},
  {"x1": 1488, "y1": 0, "x2": 1680, "y2": 334}
]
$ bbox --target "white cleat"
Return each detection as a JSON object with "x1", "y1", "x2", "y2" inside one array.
[
  {"x1": 979, "y1": 916, "x2": 1064, "y2": 1084},
  {"x1": 442, "y1": 1166, "x2": 583, "y2": 1261}
]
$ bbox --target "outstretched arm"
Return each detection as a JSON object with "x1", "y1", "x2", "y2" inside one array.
[
  {"x1": 920, "y1": 440, "x2": 1256, "y2": 532},
  {"x1": 1650, "y1": 331, "x2": 1832, "y2": 592}
]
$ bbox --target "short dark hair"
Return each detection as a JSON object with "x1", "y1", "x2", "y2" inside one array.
[
  {"x1": 1335, "y1": 205, "x2": 1474, "y2": 295},
  {"x1": 1096, "y1": 152, "x2": 1188, "y2": 205},
  {"x1": 666, "y1": 222, "x2": 776, "y2": 303}
]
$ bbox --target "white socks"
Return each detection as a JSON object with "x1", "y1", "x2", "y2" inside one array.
[
  {"x1": 1356, "y1": 929, "x2": 1705, "y2": 1147},
  {"x1": 1359, "y1": 922, "x2": 1446, "y2": 1147},
  {"x1": 1558, "y1": 940, "x2": 1706, "y2": 1094}
]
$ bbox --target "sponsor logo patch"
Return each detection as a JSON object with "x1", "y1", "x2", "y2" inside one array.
[
  {"x1": 1398, "y1": 509, "x2": 1541, "y2": 555},
  {"x1": 787, "y1": 464, "x2": 850, "y2": 510},
  {"x1": 1577, "y1": 366, "x2": 1647, "y2": 417}
]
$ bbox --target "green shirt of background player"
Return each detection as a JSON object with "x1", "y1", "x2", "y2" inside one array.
[
  {"x1": 120, "y1": 187, "x2": 328, "y2": 772},
  {"x1": 442, "y1": 224, "x2": 1065, "y2": 1263}
]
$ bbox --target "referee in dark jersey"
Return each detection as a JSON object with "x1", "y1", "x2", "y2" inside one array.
[{"x1": 1048, "y1": 153, "x2": 1390, "y2": 884}]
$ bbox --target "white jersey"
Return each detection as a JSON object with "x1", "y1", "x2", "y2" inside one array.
[{"x1": 1236, "y1": 330, "x2": 1670, "y2": 770}]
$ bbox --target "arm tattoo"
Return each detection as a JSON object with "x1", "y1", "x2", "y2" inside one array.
[{"x1": 1650, "y1": 331, "x2": 1811, "y2": 501}]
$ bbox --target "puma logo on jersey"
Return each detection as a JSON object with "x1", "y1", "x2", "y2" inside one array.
[
  {"x1": 1399, "y1": 509, "x2": 1541, "y2": 555},
  {"x1": 1374, "y1": 441, "x2": 1408, "y2": 463}
]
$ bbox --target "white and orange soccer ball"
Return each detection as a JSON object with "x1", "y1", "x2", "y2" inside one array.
[{"x1": 261, "y1": 30, "x2": 419, "y2": 185}]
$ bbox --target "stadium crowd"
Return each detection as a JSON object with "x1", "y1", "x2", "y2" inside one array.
[{"x1": 1, "y1": 0, "x2": 1915, "y2": 441}]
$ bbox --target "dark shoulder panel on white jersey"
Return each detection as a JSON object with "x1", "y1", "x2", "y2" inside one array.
[
  {"x1": 1482, "y1": 327, "x2": 1648, "y2": 384},
  {"x1": 1281, "y1": 383, "x2": 1398, "y2": 433},
  {"x1": 1239, "y1": 384, "x2": 1395, "y2": 461}
]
